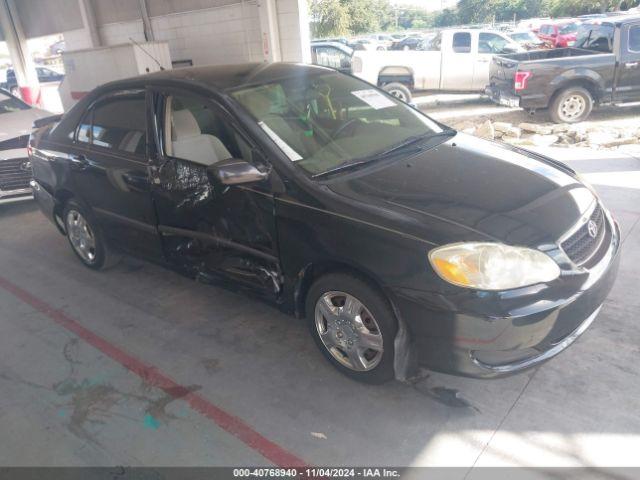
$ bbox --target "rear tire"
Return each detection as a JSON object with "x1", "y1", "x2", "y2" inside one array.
[
  {"x1": 382, "y1": 82, "x2": 412, "y2": 103},
  {"x1": 549, "y1": 86, "x2": 593, "y2": 123},
  {"x1": 63, "y1": 201, "x2": 113, "y2": 270},
  {"x1": 306, "y1": 273, "x2": 397, "y2": 384}
]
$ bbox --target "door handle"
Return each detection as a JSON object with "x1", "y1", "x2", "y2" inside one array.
[
  {"x1": 625, "y1": 62, "x2": 639, "y2": 69},
  {"x1": 69, "y1": 154, "x2": 88, "y2": 170}
]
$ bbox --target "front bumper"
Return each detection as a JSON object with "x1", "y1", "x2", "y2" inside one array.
[
  {"x1": 393, "y1": 218, "x2": 621, "y2": 378},
  {"x1": 0, "y1": 150, "x2": 33, "y2": 204}
]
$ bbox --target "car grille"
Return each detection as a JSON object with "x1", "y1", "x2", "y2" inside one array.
[
  {"x1": 561, "y1": 204, "x2": 606, "y2": 266},
  {"x1": 0, "y1": 158, "x2": 32, "y2": 192}
]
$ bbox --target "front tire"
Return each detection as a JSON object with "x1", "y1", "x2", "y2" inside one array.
[
  {"x1": 63, "y1": 201, "x2": 109, "y2": 270},
  {"x1": 549, "y1": 86, "x2": 593, "y2": 123},
  {"x1": 382, "y1": 82, "x2": 412, "y2": 103},
  {"x1": 306, "y1": 273, "x2": 397, "y2": 384}
]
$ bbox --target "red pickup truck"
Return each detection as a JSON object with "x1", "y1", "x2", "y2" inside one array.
[{"x1": 538, "y1": 21, "x2": 581, "y2": 48}]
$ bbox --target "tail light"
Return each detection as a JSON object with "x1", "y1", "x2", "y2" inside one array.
[
  {"x1": 27, "y1": 144, "x2": 33, "y2": 157},
  {"x1": 514, "y1": 71, "x2": 532, "y2": 91}
]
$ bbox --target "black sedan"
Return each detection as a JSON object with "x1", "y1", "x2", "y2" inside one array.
[
  {"x1": 29, "y1": 63, "x2": 620, "y2": 384},
  {"x1": 391, "y1": 36, "x2": 425, "y2": 50}
]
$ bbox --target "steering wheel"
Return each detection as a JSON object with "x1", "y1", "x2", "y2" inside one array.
[{"x1": 331, "y1": 118, "x2": 360, "y2": 139}]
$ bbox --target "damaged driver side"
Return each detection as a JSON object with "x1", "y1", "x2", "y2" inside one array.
[{"x1": 152, "y1": 91, "x2": 282, "y2": 299}]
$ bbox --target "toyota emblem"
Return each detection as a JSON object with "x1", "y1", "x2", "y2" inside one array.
[
  {"x1": 587, "y1": 220, "x2": 598, "y2": 238},
  {"x1": 20, "y1": 160, "x2": 32, "y2": 171}
]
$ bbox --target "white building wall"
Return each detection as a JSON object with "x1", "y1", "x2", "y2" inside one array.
[
  {"x1": 62, "y1": 0, "x2": 309, "y2": 67},
  {"x1": 150, "y1": 2, "x2": 263, "y2": 65}
]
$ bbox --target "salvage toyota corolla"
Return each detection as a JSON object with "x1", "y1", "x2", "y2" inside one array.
[{"x1": 28, "y1": 63, "x2": 620, "y2": 383}]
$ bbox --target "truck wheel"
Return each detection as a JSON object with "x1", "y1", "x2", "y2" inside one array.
[
  {"x1": 382, "y1": 82, "x2": 412, "y2": 103},
  {"x1": 549, "y1": 87, "x2": 593, "y2": 123},
  {"x1": 306, "y1": 273, "x2": 397, "y2": 384}
]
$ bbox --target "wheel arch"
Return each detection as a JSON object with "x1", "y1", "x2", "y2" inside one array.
[
  {"x1": 377, "y1": 66, "x2": 415, "y2": 89},
  {"x1": 292, "y1": 259, "x2": 416, "y2": 381},
  {"x1": 549, "y1": 75, "x2": 602, "y2": 105},
  {"x1": 52, "y1": 188, "x2": 76, "y2": 234}
]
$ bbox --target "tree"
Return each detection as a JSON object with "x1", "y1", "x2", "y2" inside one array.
[
  {"x1": 457, "y1": 0, "x2": 545, "y2": 24},
  {"x1": 545, "y1": 0, "x2": 639, "y2": 16},
  {"x1": 433, "y1": 8, "x2": 460, "y2": 27},
  {"x1": 309, "y1": 0, "x2": 396, "y2": 38},
  {"x1": 309, "y1": 0, "x2": 350, "y2": 38},
  {"x1": 395, "y1": 6, "x2": 435, "y2": 30},
  {"x1": 346, "y1": 0, "x2": 395, "y2": 34}
]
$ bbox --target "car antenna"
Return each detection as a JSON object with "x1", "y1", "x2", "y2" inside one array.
[{"x1": 129, "y1": 37, "x2": 165, "y2": 71}]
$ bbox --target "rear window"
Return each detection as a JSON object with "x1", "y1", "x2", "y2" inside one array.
[
  {"x1": 88, "y1": 92, "x2": 147, "y2": 156},
  {"x1": 452, "y1": 32, "x2": 471, "y2": 53},
  {"x1": 575, "y1": 23, "x2": 614, "y2": 52},
  {"x1": 630, "y1": 25, "x2": 640, "y2": 52}
]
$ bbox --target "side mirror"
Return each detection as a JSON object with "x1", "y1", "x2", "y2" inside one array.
[{"x1": 207, "y1": 158, "x2": 268, "y2": 186}]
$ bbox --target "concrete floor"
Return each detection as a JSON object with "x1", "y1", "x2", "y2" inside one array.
[{"x1": 0, "y1": 147, "x2": 639, "y2": 473}]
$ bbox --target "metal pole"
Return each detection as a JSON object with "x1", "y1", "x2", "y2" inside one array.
[{"x1": 138, "y1": 0, "x2": 155, "y2": 41}]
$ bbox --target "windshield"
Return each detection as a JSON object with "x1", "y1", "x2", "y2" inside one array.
[
  {"x1": 0, "y1": 91, "x2": 30, "y2": 114},
  {"x1": 510, "y1": 32, "x2": 539, "y2": 42},
  {"x1": 231, "y1": 72, "x2": 442, "y2": 176},
  {"x1": 560, "y1": 23, "x2": 579, "y2": 34}
]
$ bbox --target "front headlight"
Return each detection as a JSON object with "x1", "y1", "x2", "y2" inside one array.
[{"x1": 428, "y1": 242, "x2": 560, "y2": 290}]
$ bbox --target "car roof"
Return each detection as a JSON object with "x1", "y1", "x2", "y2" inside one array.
[{"x1": 101, "y1": 62, "x2": 334, "y2": 94}]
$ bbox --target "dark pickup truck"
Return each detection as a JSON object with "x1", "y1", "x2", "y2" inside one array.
[{"x1": 486, "y1": 15, "x2": 640, "y2": 122}]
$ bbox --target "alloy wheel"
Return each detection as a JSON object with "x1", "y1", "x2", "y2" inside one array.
[{"x1": 66, "y1": 210, "x2": 97, "y2": 264}]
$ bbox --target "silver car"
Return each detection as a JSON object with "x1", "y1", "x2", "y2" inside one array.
[{"x1": 0, "y1": 89, "x2": 50, "y2": 204}]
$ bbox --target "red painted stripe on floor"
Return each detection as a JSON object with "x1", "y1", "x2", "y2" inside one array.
[{"x1": 0, "y1": 275, "x2": 307, "y2": 468}]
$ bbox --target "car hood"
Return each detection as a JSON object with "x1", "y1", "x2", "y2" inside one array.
[
  {"x1": 325, "y1": 133, "x2": 596, "y2": 247},
  {"x1": 0, "y1": 108, "x2": 49, "y2": 142}
]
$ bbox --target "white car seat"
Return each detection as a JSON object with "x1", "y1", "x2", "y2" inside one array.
[{"x1": 171, "y1": 109, "x2": 231, "y2": 165}]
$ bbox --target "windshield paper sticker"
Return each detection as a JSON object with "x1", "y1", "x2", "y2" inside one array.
[
  {"x1": 351, "y1": 89, "x2": 396, "y2": 110},
  {"x1": 258, "y1": 121, "x2": 303, "y2": 161}
]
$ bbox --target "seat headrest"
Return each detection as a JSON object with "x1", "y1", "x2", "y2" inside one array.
[{"x1": 172, "y1": 109, "x2": 201, "y2": 139}]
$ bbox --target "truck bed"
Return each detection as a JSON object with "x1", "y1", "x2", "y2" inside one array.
[
  {"x1": 488, "y1": 48, "x2": 615, "y2": 109},
  {"x1": 494, "y1": 48, "x2": 600, "y2": 63}
]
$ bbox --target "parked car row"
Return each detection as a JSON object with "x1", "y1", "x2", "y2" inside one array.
[
  {"x1": 0, "y1": 66, "x2": 64, "y2": 99},
  {"x1": 311, "y1": 12, "x2": 640, "y2": 122},
  {"x1": 351, "y1": 28, "x2": 525, "y2": 102},
  {"x1": 487, "y1": 14, "x2": 640, "y2": 122}
]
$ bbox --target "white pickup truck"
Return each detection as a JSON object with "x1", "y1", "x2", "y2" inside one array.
[{"x1": 351, "y1": 29, "x2": 524, "y2": 102}]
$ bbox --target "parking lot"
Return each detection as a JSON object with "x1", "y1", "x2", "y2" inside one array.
[{"x1": 1, "y1": 142, "x2": 639, "y2": 471}]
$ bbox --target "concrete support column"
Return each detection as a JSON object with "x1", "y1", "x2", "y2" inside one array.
[
  {"x1": 258, "y1": 0, "x2": 281, "y2": 63},
  {"x1": 0, "y1": 0, "x2": 40, "y2": 105},
  {"x1": 292, "y1": 0, "x2": 311, "y2": 63},
  {"x1": 79, "y1": 0, "x2": 102, "y2": 47}
]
